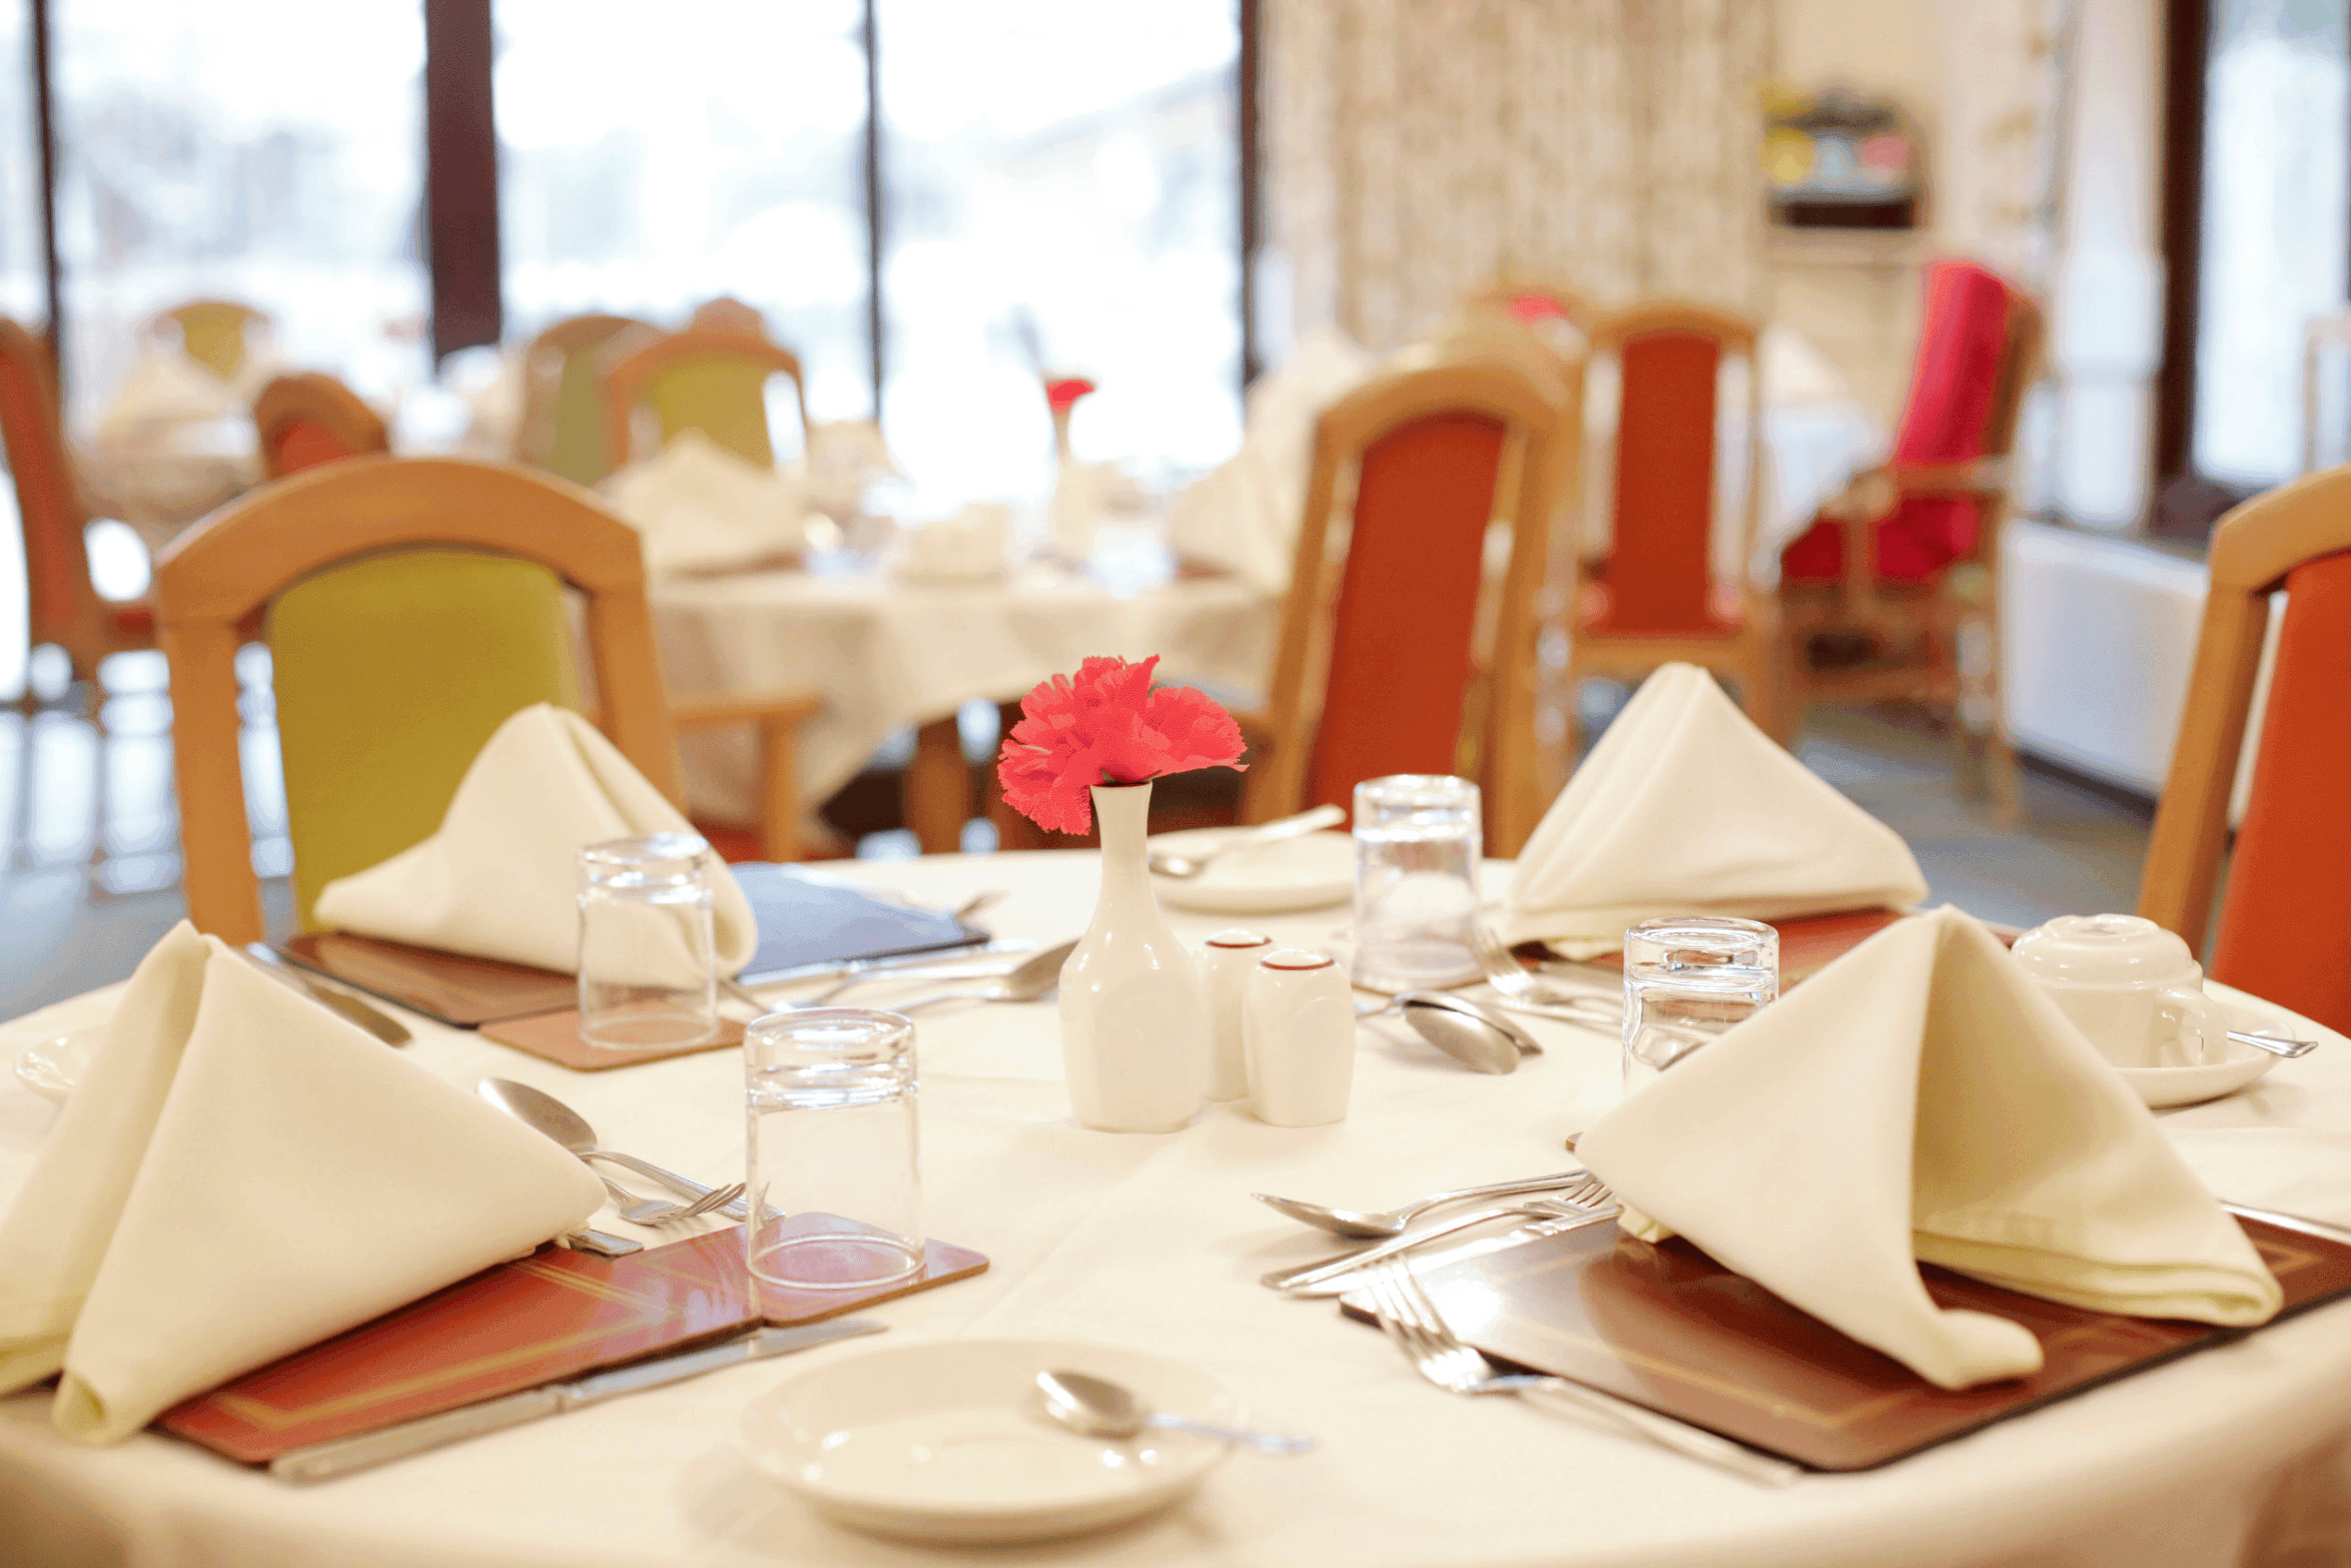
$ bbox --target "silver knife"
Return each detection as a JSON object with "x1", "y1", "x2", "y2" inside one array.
[
  {"x1": 243, "y1": 944, "x2": 412, "y2": 1046},
  {"x1": 269, "y1": 1317, "x2": 884, "y2": 1483}
]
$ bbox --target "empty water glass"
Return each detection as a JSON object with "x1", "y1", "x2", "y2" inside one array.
[
  {"x1": 1621, "y1": 917, "x2": 1779, "y2": 1097},
  {"x1": 745, "y1": 1008, "x2": 924, "y2": 1291},
  {"x1": 576, "y1": 833, "x2": 719, "y2": 1050},
  {"x1": 1352, "y1": 775, "x2": 1482, "y2": 992}
]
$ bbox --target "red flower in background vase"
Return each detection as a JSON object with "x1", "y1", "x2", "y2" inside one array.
[
  {"x1": 997, "y1": 655, "x2": 1246, "y2": 835},
  {"x1": 1044, "y1": 377, "x2": 1097, "y2": 413}
]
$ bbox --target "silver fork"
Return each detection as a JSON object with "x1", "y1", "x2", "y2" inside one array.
[
  {"x1": 1360, "y1": 1260, "x2": 1801, "y2": 1487},
  {"x1": 599, "y1": 1176, "x2": 744, "y2": 1226},
  {"x1": 1262, "y1": 1175, "x2": 1617, "y2": 1295}
]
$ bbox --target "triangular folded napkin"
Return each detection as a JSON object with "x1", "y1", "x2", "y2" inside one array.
[
  {"x1": 1498, "y1": 662, "x2": 1929, "y2": 949},
  {"x1": 315, "y1": 703, "x2": 758, "y2": 978},
  {"x1": 601, "y1": 428, "x2": 812, "y2": 576},
  {"x1": 1577, "y1": 907, "x2": 2282, "y2": 1389},
  {"x1": 0, "y1": 925, "x2": 603, "y2": 1442}
]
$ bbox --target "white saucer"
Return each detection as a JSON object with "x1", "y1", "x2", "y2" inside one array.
[
  {"x1": 2117, "y1": 1040, "x2": 2278, "y2": 1108},
  {"x1": 740, "y1": 1338, "x2": 1237, "y2": 1545},
  {"x1": 1150, "y1": 829, "x2": 1353, "y2": 915},
  {"x1": 12, "y1": 1029, "x2": 103, "y2": 1104}
]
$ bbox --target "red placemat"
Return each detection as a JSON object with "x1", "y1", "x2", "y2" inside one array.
[
  {"x1": 1343, "y1": 1208, "x2": 2351, "y2": 1472},
  {"x1": 479, "y1": 1009, "x2": 746, "y2": 1069},
  {"x1": 161, "y1": 1225, "x2": 987, "y2": 1465}
]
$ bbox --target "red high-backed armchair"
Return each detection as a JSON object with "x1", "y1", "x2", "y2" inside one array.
[
  {"x1": 254, "y1": 373, "x2": 392, "y2": 477},
  {"x1": 2139, "y1": 465, "x2": 2351, "y2": 1037},
  {"x1": 1568, "y1": 301, "x2": 1784, "y2": 743},
  {"x1": 0, "y1": 317, "x2": 156, "y2": 696},
  {"x1": 1779, "y1": 260, "x2": 2044, "y2": 817}
]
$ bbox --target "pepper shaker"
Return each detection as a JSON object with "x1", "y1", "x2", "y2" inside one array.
[
  {"x1": 1243, "y1": 949, "x2": 1356, "y2": 1127},
  {"x1": 1199, "y1": 930, "x2": 1273, "y2": 1102}
]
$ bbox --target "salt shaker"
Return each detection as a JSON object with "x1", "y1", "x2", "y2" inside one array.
[
  {"x1": 1243, "y1": 949, "x2": 1356, "y2": 1127},
  {"x1": 1199, "y1": 930, "x2": 1273, "y2": 1102}
]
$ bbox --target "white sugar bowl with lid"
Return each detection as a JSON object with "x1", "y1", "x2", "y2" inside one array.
[{"x1": 2010, "y1": 913, "x2": 2228, "y2": 1070}]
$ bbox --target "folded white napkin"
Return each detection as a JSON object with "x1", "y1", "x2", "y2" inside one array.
[
  {"x1": 803, "y1": 417, "x2": 902, "y2": 521},
  {"x1": 1163, "y1": 329, "x2": 1377, "y2": 591},
  {"x1": 95, "y1": 353, "x2": 245, "y2": 444},
  {"x1": 887, "y1": 501, "x2": 1013, "y2": 583},
  {"x1": 1498, "y1": 663, "x2": 1930, "y2": 950},
  {"x1": 315, "y1": 703, "x2": 758, "y2": 978},
  {"x1": 601, "y1": 428, "x2": 813, "y2": 575},
  {"x1": 1578, "y1": 906, "x2": 2283, "y2": 1389},
  {"x1": 0, "y1": 924, "x2": 603, "y2": 1442}
]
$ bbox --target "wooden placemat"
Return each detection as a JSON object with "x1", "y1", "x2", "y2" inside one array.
[
  {"x1": 479, "y1": 1009, "x2": 746, "y2": 1070},
  {"x1": 280, "y1": 932, "x2": 576, "y2": 1026},
  {"x1": 1343, "y1": 1209, "x2": 2351, "y2": 1472},
  {"x1": 161, "y1": 1224, "x2": 988, "y2": 1465}
]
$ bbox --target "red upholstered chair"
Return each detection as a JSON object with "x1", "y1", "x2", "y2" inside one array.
[
  {"x1": 1240, "y1": 354, "x2": 1576, "y2": 857},
  {"x1": 2140, "y1": 467, "x2": 2351, "y2": 1036},
  {"x1": 254, "y1": 373, "x2": 391, "y2": 477},
  {"x1": 1568, "y1": 302, "x2": 1784, "y2": 743},
  {"x1": 0, "y1": 317, "x2": 156, "y2": 693},
  {"x1": 1778, "y1": 260, "x2": 2044, "y2": 817}
]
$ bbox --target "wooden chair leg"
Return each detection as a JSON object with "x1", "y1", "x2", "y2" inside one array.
[
  {"x1": 907, "y1": 714, "x2": 970, "y2": 854},
  {"x1": 754, "y1": 714, "x2": 803, "y2": 863}
]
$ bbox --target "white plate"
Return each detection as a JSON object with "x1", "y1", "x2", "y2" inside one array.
[
  {"x1": 1149, "y1": 829, "x2": 1353, "y2": 915},
  {"x1": 740, "y1": 1338, "x2": 1237, "y2": 1545},
  {"x1": 12, "y1": 1030, "x2": 103, "y2": 1104},
  {"x1": 2118, "y1": 1039, "x2": 2278, "y2": 1108}
]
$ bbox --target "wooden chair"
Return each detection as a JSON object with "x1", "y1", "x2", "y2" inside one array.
[
  {"x1": 2300, "y1": 310, "x2": 2351, "y2": 475},
  {"x1": 2139, "y1": 465, "x2": 2351, "y2": 1036},
  {"x1": 148, "y1": 300, "x2": 271, "y2": 382},
  {"x1": 602, "y1": 329, "x2": 809, "y2": 470},
  {"x1": 515, "y1": 314, "x2": 657, "y2": 486},
  {"x1": 1567, "y1": 302, "x2": 1784, "y2": 743},
  {"x1": 1239, "y1": 355, "x2": 1577, "y2": 857},
  {"x1": 687, "y1": 297, "x2": 768, "y2": 337},
  {"x1": 1778, "y1": 261, "x2": 2045, "y2": 818},
  {"x1": 253, "y1": 373, "x2": 391, "y2": 477},
  {"x1": 154, "y1": 456, "x2": 822, "y2": 944},
  {"x1": 0, "y1": 317, "x2": 156, "y2": 691}
]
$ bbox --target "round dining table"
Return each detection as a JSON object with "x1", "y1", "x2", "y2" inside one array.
[{"x1": 3, "y1": 851, "x2": 2350, "y2": 1568}]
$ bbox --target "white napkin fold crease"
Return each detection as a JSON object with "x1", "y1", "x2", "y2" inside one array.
[
  {"x1": 601, "y1": 428, "x2": 813, "y2": 576},
  {"x1": 0, "y1": 924, "x2": 603, "y2": 1443},
  {"x1": 1578, "y1": 906, "x2": 2284, "y2": 1390},
  {"x1": 1499, "y1": 662, "x2": 1930, "y2": 950},
  {"x1": 314, "y1": 703, "x2": 758, "y2": 978}
]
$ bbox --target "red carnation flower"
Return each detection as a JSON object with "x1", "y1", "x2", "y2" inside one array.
[
  {"x1": 1044, "y1": 377, "x2": 1097, "y2": 413},
  {"x1": 996, "y1": 655, "x2": 1246, "y2": 834}
]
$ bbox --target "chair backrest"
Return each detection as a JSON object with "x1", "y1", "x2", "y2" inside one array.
[
  {"x1": 687, "y1": 296, "x2": 768, "y2": 337},
  {"x1": 518, "y1": 314, "x2": 656, "y2": 485},
  {"x1": 1247, "y1": 355, "x2": 1576, "y2": 855},
  {"x1": 153, "y1": 299, "x2": 270, "y2": 382},
  {"x1": 602, "y1": 329, "x2": 808, "y2": 470},
  {"x1": 2140, "y1": 464, "x2": 2351, "y2": 1035},
  {"x1": 1586, "y1": 302, "x2": 1762, "y2": 635},
  {"x1": 1885, "y1": 261, "x2": 2039, "y2": 575},
  {"x1": 254, "y1": 373, "x2": 391, "y2": 477},
  {"x1": 0, "y1": 317, "x2": 100, "y2": 647},
  {"x1": 155, "y1": 456, "x2": 686, "y2": 945},
  {"x1": 2300, "y1": 310, "x2": 2351, "y2": 475}
]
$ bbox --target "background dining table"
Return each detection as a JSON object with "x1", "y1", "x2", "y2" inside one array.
[{"x1": 4, "y1": 850, "x2": 2350, "y2": 1568}]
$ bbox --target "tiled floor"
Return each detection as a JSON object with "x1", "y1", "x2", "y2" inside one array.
[{"x1": 0, "y1": 684, "x2": 2156, "y2": 1023}]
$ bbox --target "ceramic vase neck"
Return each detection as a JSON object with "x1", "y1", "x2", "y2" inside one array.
[{"x1": 1091, "y1": 782, "x2": 1154, "y2": 898}]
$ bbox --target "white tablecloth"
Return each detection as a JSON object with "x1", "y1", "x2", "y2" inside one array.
[
  {"x1": 4, "y1": 854, "x2": 2351, "y2": 1568},
  {"x1": 652, "y1": 560, "x2": 1277, "y2": 820}
]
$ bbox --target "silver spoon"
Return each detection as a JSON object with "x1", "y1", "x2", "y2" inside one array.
[
  {"x1": 1146, "y1": 804, "x2": 1345, "y2": 879},
  {"x1": 1034, "y1": 1369, "x2": 1314, "y2": 1455},
  {"x1": 478, "y1": 1079, "x2": 747, "y2": 1221},
  {"x1": 1253, "y1": 1171, "x2": 1595, "y2": 1239},
  {"x1": 1356, "y1": 991, "x2": 1541, "y2": 1075},
  {"x1": 883, "y1": 940, "x2": 1079, "y2": 1012},
  {"x1": 2226, "y1": 1029, "x2": 2320, "y2": 1060}
]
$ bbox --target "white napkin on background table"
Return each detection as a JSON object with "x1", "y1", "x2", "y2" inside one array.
[
  {"x1": 0, "y1": 924, "x2": 602, "y2": 1443},
  {"x1": 601, "y1": 428, "x2": 813, "y2": 576},
  {"x1": 315, "y1": 703, "x2": 758, "y2": 977},
  {"x1": 1498, "y1": 662, "x2": 1929, "y2": 950},
  {"x1": 886, "y1": 501, "x2": 1012, "y2": 583},
  {"x1": 1578, "y1": 906, "x2": 2283, "y2": 1390}
]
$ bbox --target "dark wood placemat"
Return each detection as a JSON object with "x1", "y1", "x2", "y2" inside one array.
[
  {"x1": 280, "y1": 932, "x2": 575, "y2": 1026},
  {"x1": 1343, "y1": 1209, "x2": 2351, "y2": 1472},
  {"x1": 479, "y1": 1009, "x2": 746, "y2": 1069},
  {"x1": 161, "y1": 1224, "x2": 988, "y2": 1465}
]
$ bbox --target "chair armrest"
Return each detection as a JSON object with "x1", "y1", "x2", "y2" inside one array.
[
  {"x1": 1883, "y1": 455, "x2": 2011, "y2": 500},
  {"x1": 668, "y1": 691, "x2": 824, "y2": 730},
  {"x1": 668, "y1": 690, "x2": 823, "y2": 861}
]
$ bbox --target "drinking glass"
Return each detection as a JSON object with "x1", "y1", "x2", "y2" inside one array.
[
  {"x1": 1621, "y1": 917, "x2": 1779, "y2": 1097},
  {"x1": 1351, "y1": 775, "x2": 1482, "y2": 992},
  {"x1": 576, "y1": 833, "x2": 719, "y2": 1050},
  {"x1": 745, "y1": 1008, "x2": 924, "y2": 1291}
]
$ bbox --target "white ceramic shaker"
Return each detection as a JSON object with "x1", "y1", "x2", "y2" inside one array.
[
  {"x1": 1199, "y1": 930, "x2": 1273, "y2": 1102},
  {"x1": 1242, "y1": 949, "x2": 1357, "y2": 1126}
]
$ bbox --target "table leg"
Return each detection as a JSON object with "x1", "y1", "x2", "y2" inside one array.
[{"x1": 907, "y1": 716, "x2": 970, "y2": 855}]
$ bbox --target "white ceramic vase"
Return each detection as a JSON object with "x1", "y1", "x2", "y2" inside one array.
[{"x1": 1059, "y1": 782, "x2": 1210, "y2": 1132}]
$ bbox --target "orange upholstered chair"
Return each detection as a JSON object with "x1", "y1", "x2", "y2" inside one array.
[
  {"x1": 1568, "y1": 302, "x2": 1782, "y2": 741},
  {"x1": 1778, "y1": 260, "x2": 2043, "y2": 817},
  {"x1": 254, "y1": 373, "x2": 391, "y2": 477},
  {"x1": 0, "y1": 317, "x2": 156, "y2": 691},
  {"x1": 2140, "y1": 465, "x2": 2351, "y2": 1036},
  {"x1": 1240, "y1": 354, "x2": 1576, "y2": 856}
]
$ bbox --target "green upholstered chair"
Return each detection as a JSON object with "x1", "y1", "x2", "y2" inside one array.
[
  {"x1": 601, "y1": 329, "x2": 809, "y2": 472},
  {"x1": 518, "y1": 314, "x2": 655, "y2": 486}
]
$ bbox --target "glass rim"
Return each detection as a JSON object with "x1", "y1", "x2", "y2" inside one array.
[
  {"x1": 1353, "y1": 773, "x2": 1481, "y2": 803},
  {"x1": 745, "y1": 1006, "x2": 916, "y2": 1056}
]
